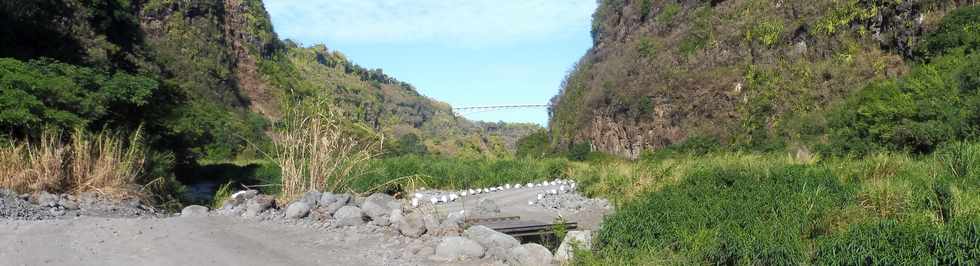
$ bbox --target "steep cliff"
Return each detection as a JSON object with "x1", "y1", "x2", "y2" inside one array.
[
  {"x1": 549, "y1": 0, "x2": 971, "y2": 158},
  {"x1": 1, "y1": 0, "x2": 539, "y2": 163}
]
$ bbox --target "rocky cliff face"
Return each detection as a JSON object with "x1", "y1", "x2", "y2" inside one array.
[{"x1": 549, "y1": 0, "x2": 967, "y2": 158}]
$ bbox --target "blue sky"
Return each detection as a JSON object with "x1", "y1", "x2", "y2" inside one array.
[{"x1": 264, "y1": 0, "x2": 597, "y2": 125}]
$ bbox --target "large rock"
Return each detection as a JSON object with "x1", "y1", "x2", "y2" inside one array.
[
  {"x1": 398, "y1": 212, "x2": 427, "y2": 238},
  {"x1": 285, "y1": 201, "x2": 312, "y2": 219},
  {"x1": 464, "y1": 225, "x2": 520, "y2": 260},
  {"x1": 334, "y1": 206, "x2": 365, "y2": 226},
  {"x1": 245, "y1": 195, "x2": 275, "y2": 217},
  {"x1": 299, "y1": 191, "x2": 322, "y2": 207},
  {"x1": 319, "y1": 192, "x2": 337, "y2": 206},
  {"x1": 33, "y1": 192, "x2": 61, "y2": 207},
  {"x1": 361, "y1": 193, "x2": 399, "y2": 226},
  {"x1": 474, "y1": 198, "x2": 500, "y2": 217},
  {"x1": 324, "y1": 193, "x2": 352, "y2": 214},
  {"x1": 555, "y1": 230, "x2": 593, "y2": 263},
  {"x1": 507, "y1": 243, "x2": 555, "y2": 266},
  {"x1": 434, "y1": 237, "x2": 485, "y2": 261},
  {"x1": 180, "y1": 205, "x2": 210, "y2": 217}
]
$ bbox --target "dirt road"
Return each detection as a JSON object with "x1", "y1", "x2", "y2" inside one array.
[
  {"x1": 0, "y1": 216, "x2": 472, "y2": 266},
  {"x1": 0, "y1": 183, "x2": 608, "y2": 265}
]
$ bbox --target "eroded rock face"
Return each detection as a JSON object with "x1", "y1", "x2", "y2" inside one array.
[{"x1": 435, "y1": 237, "x2": 485, "y2": 261}]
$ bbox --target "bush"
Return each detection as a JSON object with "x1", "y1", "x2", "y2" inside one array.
[
  {"x1": 923, "y1": 5, "x2": 980, "y2": 57},
  {"x1": 516, "y1": 129, "x2": 550, "y2": 158},
  {"x1": 826, "y1": 51, "x2": 980, "y2": 155},
  {"x1": 0, "y1": 58, "x2": 157, "y2": 136}
]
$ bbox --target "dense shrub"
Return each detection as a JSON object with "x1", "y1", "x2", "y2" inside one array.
[
  {"x1": 923, "y1": 5, "x2": 980, "y2": 57},
  {"x1": 591, "y1": 164, "x2": 850, "y2": 264},
  {"x1": 826, "y1": 51, "x2": 980, "y2": 155},
  {"x1": 516, "y1": 129, "x2": 550, "y2": 158},
  {"x1": 0, "y1": 58, "x2": 157, "y2": 136}
]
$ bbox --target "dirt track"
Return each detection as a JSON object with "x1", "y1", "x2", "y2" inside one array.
[
  {"x1": 0, "y1": 183, "x2": 608, "y2": 265},
  {"x1": 0, "y1": 216, "x2": 478, "y2": 266}
]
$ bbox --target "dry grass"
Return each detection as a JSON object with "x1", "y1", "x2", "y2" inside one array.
[
  {"x1": 0, "y1": 129, "x2": 144, "y2": 199},
  {"x1": 271, "y1": 109, "x2": 381, "y2": 203}
]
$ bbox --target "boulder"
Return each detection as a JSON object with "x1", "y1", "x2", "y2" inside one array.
[
  {"x1": 180, "y1": 205, "x2": 210, "y2": 217},
  {"x1": 464, "y1": 225, "x2": 520, "y2": 260},
  {"x1": 245, "y1": 195, "x2": 275, "y2": 217},
  {"x1": 299, "y1": 191, "x2": 322, "y2": 207},
  {"x1": 334, "y1": 206, "x2": 365, "y2": 226},
  {"x1": 33, "y1": 192, "x2": 61, "y2": 207},
  {"x1": 361, "y1": 193, "x2": 398, "y2": 226},
  {"x1": 506, "y1": 243, "x2": 555, "y2": 266},
  {"x1": 423, "y1": 212, "x2": 442, "y2": 233},
  {"x1": 319, "y1": 192, "x2": 337, "y2": 206},
  {"x1": 390, "y1": 209, "x2": 405, "y2": 225},
  {"x1": 555, "y1": 230, "x2": 592, "y2": 263},
  {"x1": 285, "y1": 201, "x2": 312, "y2": 219},
  {"x1": 445, "y1": 211, "x2": 465, "y2": 227},
  {"x1": 324, "y1": 193, "x2": 352, "y2": 214},
  {"x1": 434, "y1": 237, "x2": 485, "y2": 261},
  {"x1": 398, "y1": 212, "x2": 427, "y2": 238},
  {"x1": 474, "y1": 198, "x2": 500, "y2": 217},
  {"x1": 59, "y1": 198, "x2": 80, "y2": 210}
]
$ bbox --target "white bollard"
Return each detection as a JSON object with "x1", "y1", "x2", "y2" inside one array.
[
  {"x1": 441, "y1": 195, "x2": 449, "y2": 203},
  {"x1": 449, "y1": 194, "x2": 458, "y2": 202}
]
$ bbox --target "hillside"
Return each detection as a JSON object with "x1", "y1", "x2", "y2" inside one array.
[
  {"x1": 549, "y1": 0, "x2": 974, "y2": 158},
  {"x1": 1, "y1": 0, "x2": 539, "y2": 167}
]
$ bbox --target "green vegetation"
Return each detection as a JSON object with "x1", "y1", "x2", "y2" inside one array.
[{"x1": 569, "y1": 144, "x2": 980, "y2": 265}]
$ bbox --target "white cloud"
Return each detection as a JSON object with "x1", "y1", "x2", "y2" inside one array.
[{"x1": 265, "y1": 0, "x2": 597, "y2": 46}]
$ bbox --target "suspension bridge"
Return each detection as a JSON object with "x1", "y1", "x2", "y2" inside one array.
[{"x1": 452, "y1": 104, "x2": 551, "y2": 116}]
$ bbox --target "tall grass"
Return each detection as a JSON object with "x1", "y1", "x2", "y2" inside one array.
[
  {"x1": 270, "y1": 109, "x2": 380, "y2": 202},
  {"x1": 0, "y1": 129, "x2": 145, "y2": 199},
  {"x1": 570, "y1": 147, "x2": 980, "y2": 265}
]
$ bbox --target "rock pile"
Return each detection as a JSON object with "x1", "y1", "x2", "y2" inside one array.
[
  {"x1": 207, "y1": 189, "x2": 567, "y2": 265},
  {"x1": 0, "y1": 189, "x2": 160, "y2": 220},
  {"x1": 434, "y1": 225, "x2": 557, "y2": 265}
]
